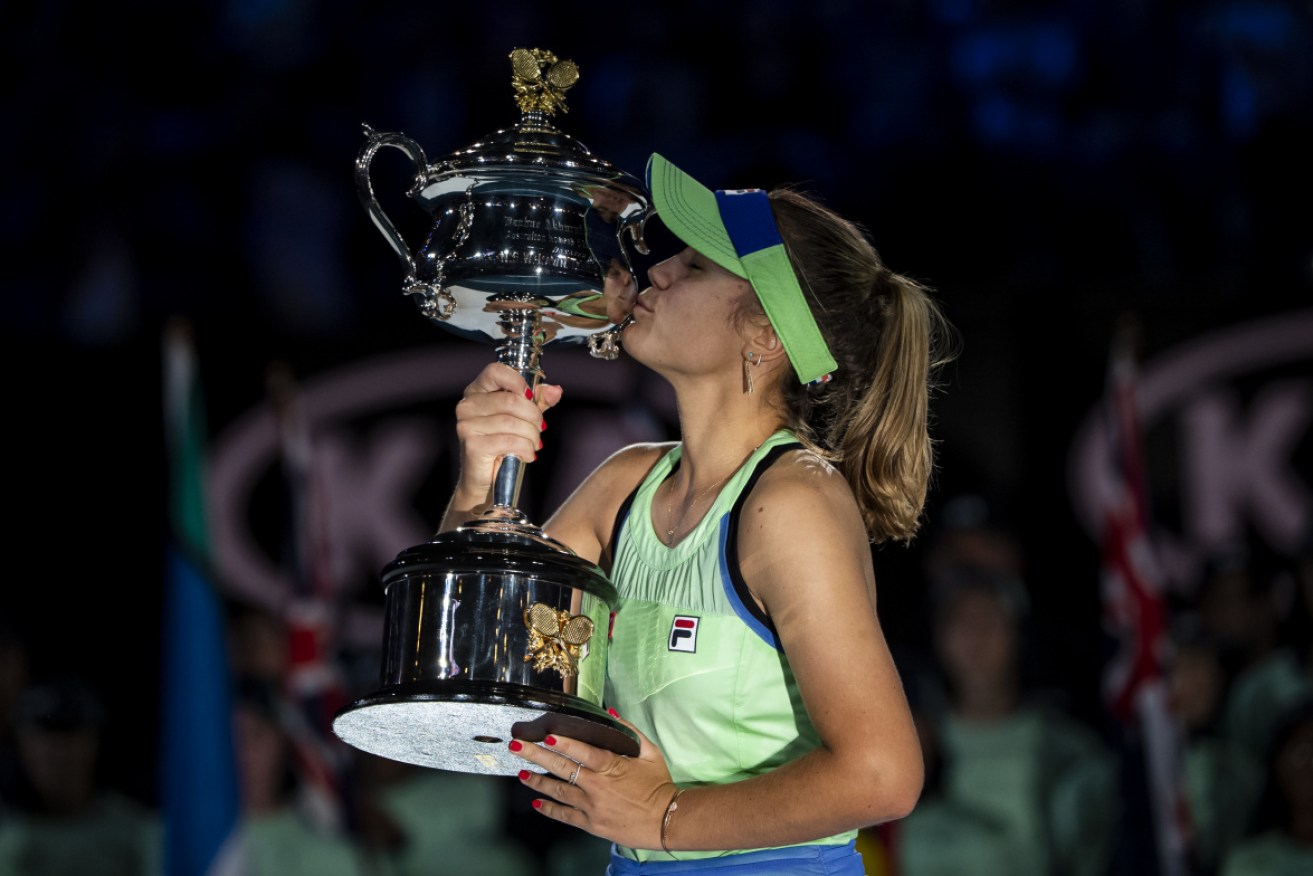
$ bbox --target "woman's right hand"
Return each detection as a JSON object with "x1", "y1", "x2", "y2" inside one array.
[{"x1": 452, "y1": 363, "x2": 564, "y2": 508}]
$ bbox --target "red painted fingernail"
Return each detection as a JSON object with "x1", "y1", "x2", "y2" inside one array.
[
  {"x1": 525, "y1": 387, "x2": 534, "y2": 399},
  {"x1": 509, "y1": 740, "x2": 523, "y2": 752},
  {"x1": 538, "y1": 437, "x2": 544, "y2": 450},
  {"x1": 518, "y1": 769, "x2": 530, "y2": 780},
  {"x1": 532, "y1": 799, "x2": 543, "y2": 810},
  {"x1": 608, "y1": 708, "x2": 619, "y2": 717},
  {"x1": 541, "y1": 419, "x2": 547, "y2": 431},
  {"x1": 545, "y1": 735, "x2": 557, "y2": 746}
]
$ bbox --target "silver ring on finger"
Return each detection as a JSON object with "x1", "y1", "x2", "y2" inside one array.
[{"x1": 568, "y1": 763, "x2": 581, "y2": 785}]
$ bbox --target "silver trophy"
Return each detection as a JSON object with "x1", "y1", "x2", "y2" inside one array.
[{"x1": 331, "y1": 49, "x2": 649, "y2": 775}]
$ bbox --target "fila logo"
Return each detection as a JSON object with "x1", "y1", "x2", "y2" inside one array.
[{"x1": 669, "y1": 616, "x2": 699, "y2": 653}]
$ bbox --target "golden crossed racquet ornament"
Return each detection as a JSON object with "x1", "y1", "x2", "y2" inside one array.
[
  {"x1": 523, "y1": 602, "x2": 594, "y2": 678},
  {"x1": 509, "y1": 47, "x2": 579, "y2": 116}
]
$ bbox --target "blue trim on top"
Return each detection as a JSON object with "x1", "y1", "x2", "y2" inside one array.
[
  {"x1": 714, "y1": 189, "x2": 781, "y2": 257},
  {"x1": 717, "y1": 515, "x2": 782, "y2": 651}
]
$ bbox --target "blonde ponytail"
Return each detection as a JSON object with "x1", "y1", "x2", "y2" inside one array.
[{"x1": 766, "y1": 189, "x2": 956, "y2": 543}]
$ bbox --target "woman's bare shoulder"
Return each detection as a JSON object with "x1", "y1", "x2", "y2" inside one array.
[
  {"x1": 742, "y1": 448, "x2": 868, "y2": 553},
  {"x1": 756, "y1": 447, "x2": 854, "y2": 504},
  {"x1": 600, "y1": 440, "x2": 678, "y2": 470},
  {"x1": 591, "y1": 441, "x2": 676, "y2": 492},
  {"x1": 548, "y1": 439, "x2": 671, "y2": 505},
  {"x1": 738, "y1": 448, "x2": 876, "y2": 607},
  {"x1": 544, "y1": 441, "x2": 675, "y2": 563}
]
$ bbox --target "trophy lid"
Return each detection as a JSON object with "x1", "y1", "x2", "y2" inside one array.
[{"x1": 414, "y1": 48, "x2": 647, "y2": 210}]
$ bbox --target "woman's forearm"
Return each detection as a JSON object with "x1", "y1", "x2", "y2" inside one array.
[
  {"x1": 437, "y1": 484, "x2": 490, "y2": 532},
  {"x1": 661, "y1": 743, "x2": 922, "y2": 852}
]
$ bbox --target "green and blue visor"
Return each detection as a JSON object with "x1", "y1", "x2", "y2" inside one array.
[{"x1": 630, "y1": 153, "x2": 837, "y2": 385}]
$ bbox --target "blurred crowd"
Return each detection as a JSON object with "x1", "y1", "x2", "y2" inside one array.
[
  {"x1": 0, "y1": 605, "x2": 610, "y2": 876},
  {"x1": 4, "y1": 0, "x2": 1311, "y2": 347},
  {"x1": 877, "y1": 497, "x2": 1313, "y2": 876},
  {"x1": 1, "y1": 493, "x2": 1310, "y2": 875}
]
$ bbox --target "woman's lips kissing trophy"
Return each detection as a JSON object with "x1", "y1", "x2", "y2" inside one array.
[{"x1": 331, "y1": 48, "x2": 650, "y2": 775}]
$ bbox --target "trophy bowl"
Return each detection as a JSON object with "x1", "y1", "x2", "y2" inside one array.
[{"x1": 331, "y1": 48, "x2": 649, "y2": 775}]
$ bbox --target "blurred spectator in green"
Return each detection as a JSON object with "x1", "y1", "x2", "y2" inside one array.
[
  {"x1": 894, "y1": 698, "x2": 1014, "y2": 876},
  {"x1": 1219, "y1": 697, "x2": 1313, "y2": 876},
  {"x1": 1168, "y1": 615, "x2": 1263, "y2": 874},
  {"x1": 899, "y1": 561, "x2": 1118, "y2": 876},
  {"x1": 352, "y1": 752, "x2": 538, "y2": 876},
  {"x1": 1197, "y1": 544, "x2": 1313, "y2": 766},
  {"x1": 233, "y1": 674, "x2": 364, "y2": 876},
  {"x1": 0, "y1": 676, "x2": 159, "y2": 876}
]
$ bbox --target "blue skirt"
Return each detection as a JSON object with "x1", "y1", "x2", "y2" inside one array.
[{"x1": 606, "y1": 840, "x2": 865, "y2": 875}]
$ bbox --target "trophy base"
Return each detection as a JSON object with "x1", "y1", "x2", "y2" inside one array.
[{"x1": 331, "y1": 680, "x2": 640, "y2": 775}]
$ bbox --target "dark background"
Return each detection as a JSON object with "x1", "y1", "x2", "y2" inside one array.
[{"x1": 3, "y1": 0, "x2": 1311, "y2": 812}]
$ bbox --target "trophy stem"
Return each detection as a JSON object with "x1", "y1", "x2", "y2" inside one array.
[
  {"x1": 480, "y1": 305, "x2": 545, "y2": 526},
  {"x1": 494, "y1": 305, "x2": 544, "y2": 382}
]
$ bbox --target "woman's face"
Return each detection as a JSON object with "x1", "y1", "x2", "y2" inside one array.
[
  {"x1": 1169, "y1": 643, "x2": 1223, "y2": 731},
  {"x1": 234, "y1": 702, "x2": 288, "y2": 810},
  {"x1": 936, "y1": 587, "x2": 1018, "y2": 691},
  {"x1": 621, "y1": 247, "x2": 756, "y2": 379},
  {"x1": 17, "y1": 725, "x2": 99, "y2": 812}
]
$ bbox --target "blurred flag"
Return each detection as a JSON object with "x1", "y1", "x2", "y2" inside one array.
[
  {"x1": 161, "y1": 320, "x2": 248, "y2": 876},
  {"x1": 266, "y1": 362, "x2": 353, "y2": 834},
  {"x1": 1097, "y1": 315, "x2": 1192, "y2": 876}
]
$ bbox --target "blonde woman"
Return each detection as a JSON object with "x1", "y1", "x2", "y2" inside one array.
[{"x1": 442, "y1": 154, "x2": 955, "y2": 875}]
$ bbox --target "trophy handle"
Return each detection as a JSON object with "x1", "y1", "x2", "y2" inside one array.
[{"x1": 356, "y1": 124, "x2": 429, "y2": 284}]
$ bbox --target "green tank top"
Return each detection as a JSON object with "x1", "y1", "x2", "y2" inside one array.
[{"x1": 603, "y1": 429, "x2": 858, "y2": 863}]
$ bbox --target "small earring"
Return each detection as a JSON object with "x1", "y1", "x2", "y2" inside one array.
[{"x1": 743, "y1": 351, "x2": 760, "y2": 395}]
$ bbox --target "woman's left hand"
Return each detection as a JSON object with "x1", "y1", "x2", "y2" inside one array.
[{"x1": 509, "y1": 713, "x2": 678, "y2": 849}]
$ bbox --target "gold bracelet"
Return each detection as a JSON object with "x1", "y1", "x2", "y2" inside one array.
[{"x1": 660, "y1": 786, "x2": 685, "y2": 854}]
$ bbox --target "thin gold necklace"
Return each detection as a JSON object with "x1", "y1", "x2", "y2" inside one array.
[
  {"x1": 661, "y1": 435, "x2": 775, "y2": 545},
  {"x1": 663, "y1": 476, "x2": 728, "y2": 546}
]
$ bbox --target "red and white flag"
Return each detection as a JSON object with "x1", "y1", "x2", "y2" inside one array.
[
  {"x1": 267, "y1": 363, "x2": 353, "y2": 835},
  {"x1": 1097, "y1": 315, "x2": 1193, "y2": 875}
]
